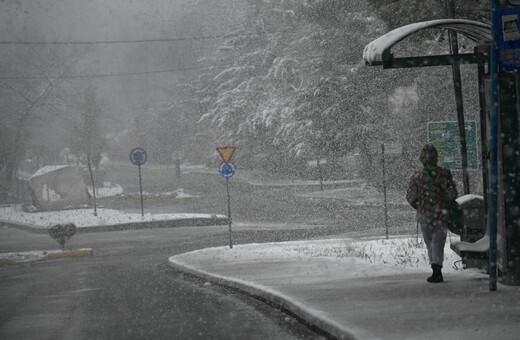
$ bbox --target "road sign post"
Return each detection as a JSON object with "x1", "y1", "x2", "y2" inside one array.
[
  {"x1": 489, "y1": 0, "x2": 501, "y2": 292},
  {"x1": 217, "y1": 147, "x2": 236, "y2": 249},
  {"x1": 381, "y1": 144, "x2": 389, "y2": 240},
  {"x1": 130, "y1": 147, "x2": 148, "y2": 217}
]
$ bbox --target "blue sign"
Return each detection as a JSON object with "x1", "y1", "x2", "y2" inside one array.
[
  {"x1": 498, "y1": 7, "x2": 520, "y2": 72},
  {"x1": 219, "y1": 161, "x2": 235, "y2": 178},
  {"x1": 129, "y1": 147, "x2": 148, "y2": 166}
]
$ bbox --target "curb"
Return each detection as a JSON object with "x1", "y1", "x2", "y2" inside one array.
[
  {"x1": 43, "y1": 248, "x2": 93, "y2": 260},
  {"x1": 76, "y1": 217, "x2": 228, "y2": 233},
  {"x1": 168, "y1": 258, "x2": 359, "y2": 340},
  {"x1": 0, "y1": 248, "x2": 93, "y2": 265},
  {"x1": 0, "y1": 258, "x2": 16, "y2": 265},
  {"x1": 0, "y1": 217, "x2": 228, "y2": 234},
  {"x1": 0, "y1": 221, "x2": 49, "y2": 234}
]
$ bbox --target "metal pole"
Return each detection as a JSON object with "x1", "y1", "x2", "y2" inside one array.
[
  {"x1": 489, "y1": 0, "x2": 500, "y2": 291},
  {"x1": 477, "y1": 53, "x2": 490, "y2": 249},
  {"x1": 138, "y1": 164, "x2": 144, "y2": 217},
  {"x1": 416, "y1": 222, "x2": 419, "y2": 245},
  {"x1": 317, "y1": 157, "x2": 324, "y2": 191},
  {"x1": 226, "y1": 177, "x2": 233, "y2": 249},
  {"x1": 446, "y1": 0, "x2": 470, "y2": 194},
  {"x1": 382, "y1": 143, "x2": 389, "y2": 240},
  {"x1": 87, "y1": 153, "x2": 97, "y2": 217}
]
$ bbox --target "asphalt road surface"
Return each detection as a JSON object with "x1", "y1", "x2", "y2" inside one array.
[{"x1": 0, "y1": 226, "x2": 327, "y2": 340}]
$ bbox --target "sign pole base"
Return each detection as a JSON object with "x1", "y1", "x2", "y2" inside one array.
[
  {"x1": 227, "y1": 177, "x2": 233, "y2": 249},
  {"x1": 139, "y1": 164, "x2": 144, "y2": 217}
]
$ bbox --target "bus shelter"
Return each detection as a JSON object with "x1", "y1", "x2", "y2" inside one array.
[{"x1": 363, "y1": 19, "x2": 520, "y2": 285}]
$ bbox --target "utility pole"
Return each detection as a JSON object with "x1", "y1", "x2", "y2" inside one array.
[
  {"x1": 381, "y1": 144, "x2": 389, "y2": 240},
  {"x1": 488, "y1": 0, "x2": 500, "y2": 292},
  {"x1": 445, "y1": 0, "x2": 471, "y2": 195}
]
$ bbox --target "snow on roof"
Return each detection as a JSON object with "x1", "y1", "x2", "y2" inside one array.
[
  {"x1": 363, "y1": 19, "x2": 491, "y2": 65},
  {"x1": 456, "y1": 194, "x2": 484, "y2": 206},
  {"x1": 30, "y1": 165, "x2": 71, "y2": 179}
]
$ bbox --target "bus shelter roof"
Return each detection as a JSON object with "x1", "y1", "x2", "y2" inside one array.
[{"x1": 363, "y1": 19, "x2": 491, "y2": 69}]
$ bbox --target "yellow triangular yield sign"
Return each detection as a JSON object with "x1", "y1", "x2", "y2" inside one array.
[{"x1": 216, "y1": 146, "x2": 236, "y2": 164}]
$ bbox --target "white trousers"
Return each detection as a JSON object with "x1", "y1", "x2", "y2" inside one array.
[{"x1": 420, "y1": 222, "x2": 448, "y2": 266}]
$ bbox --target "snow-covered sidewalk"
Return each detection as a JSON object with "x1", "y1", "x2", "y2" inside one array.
[{"x1": 169, "y1": 238, "x2": 520, "y2": 340}]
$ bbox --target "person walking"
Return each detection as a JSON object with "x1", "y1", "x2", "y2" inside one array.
[{"x1": 406, "y1": 144, "x2": 457, "y2": 283}]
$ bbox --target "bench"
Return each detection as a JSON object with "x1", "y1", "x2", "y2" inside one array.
[
  {"x1": 450, "y1": 234, "x2": 489, "y2": 270},
  {"x1": 449, "y1": 194, "x2": 488, "y2": 268},
  {"x1": 450, "y1": 235, "x2": 489, "y2": 260}
]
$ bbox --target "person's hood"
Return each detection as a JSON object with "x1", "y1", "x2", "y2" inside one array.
[{"x1": 420, "y1": 144, "x2": 438, "y2": 166}]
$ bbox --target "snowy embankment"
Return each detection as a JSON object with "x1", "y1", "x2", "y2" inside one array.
[
  {"x1": 171, "y1": 237, "x2": 477, "y2": 276},
  {"x1": 0, "y1": 205, "x2": 226, "y2": 230},
  {"x1": 0, "y1": 180, "x2": 217, "y2": 230},
  {"x1": 89, "y1": 183, "x2": 198, "y2": 200}
]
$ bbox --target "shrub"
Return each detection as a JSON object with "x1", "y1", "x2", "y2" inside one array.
[{"x1": 48, "y1": 223, "x2": 77, "y2": 250}]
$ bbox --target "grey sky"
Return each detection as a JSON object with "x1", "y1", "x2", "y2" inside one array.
[{"x1": 0, "y1": 1, "x2": 184, "y2": 42}]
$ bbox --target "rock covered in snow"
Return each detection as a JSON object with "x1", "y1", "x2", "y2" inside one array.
[{"x1": 28, "y1": 165, "x2": 91, "y2": 211}]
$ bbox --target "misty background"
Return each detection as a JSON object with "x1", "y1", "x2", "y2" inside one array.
[{"x1": 1, "y1": 0, "x2": 488, "y2": 202}]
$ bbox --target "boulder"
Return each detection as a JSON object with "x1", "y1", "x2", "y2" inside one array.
[{"x1": 28, "y1": 165, "x2": 91, "y2": 211}]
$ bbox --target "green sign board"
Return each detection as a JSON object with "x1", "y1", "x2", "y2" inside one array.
[{"x1": 427, "y1": 121, "x2": 478, "y2": 170}]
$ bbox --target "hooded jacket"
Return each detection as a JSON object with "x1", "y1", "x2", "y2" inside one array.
[{"x1": 406, "y1": 144, "x2": 457, "y2": 224}]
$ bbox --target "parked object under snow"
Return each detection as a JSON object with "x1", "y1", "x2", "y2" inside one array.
[{"x1": 28, "y1": 165, "x2": 91, "y2": 211}]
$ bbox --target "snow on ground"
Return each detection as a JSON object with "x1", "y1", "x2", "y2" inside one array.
[
  {"x1": 86, "y1": 181, "x2": 192, "y2": 198},
  {"x1": 172, "y1": 236, "x2": 474, "y2": 276},
  {"x1": 116, "y1": 189, "x2": 198, "y2": 199},
  {"x1": 300, "y1": 185, "x2": 407, "y2": 206},
  {"x1": 87, "y1": 182, "x2": 198, "y2": 200},
  {"x1": 87, "y1": 182, "x2": 124, "y2": 197},
  {"x1": 30, "y1": 165, "x2": 70, "y2": 179},
  {"x1": 248, "y1": 179, "x2": 363, "y2": 187},
  {"x1": 0, "y1": 205, "x2": 225, "y2": 229}
]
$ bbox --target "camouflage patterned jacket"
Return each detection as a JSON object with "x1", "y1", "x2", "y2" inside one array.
[{"x1": 406, "y1": 166, "x2": 457, "y2": 224}]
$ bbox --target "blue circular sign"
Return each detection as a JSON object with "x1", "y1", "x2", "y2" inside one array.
[
  {"x1": 130, "y1": 147, "x2": 148, "y2": 166},
  {"x1": 219, "y1": 161, "x2": 236, "y2": 178}
]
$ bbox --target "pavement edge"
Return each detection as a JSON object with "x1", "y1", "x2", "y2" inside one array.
[
  {"x1": 43, "y1": 248, "x2": 93, "y2": 260},
  {"x1": 0, "y1": 248, "x2": 93, "y2": 265},
  {"x1": 1, "y1": 217, "x2": 228, "y2": 234}
]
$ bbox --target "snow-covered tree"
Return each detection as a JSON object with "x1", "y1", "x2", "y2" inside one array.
[{"x1": 0, "y1": 41, "x2": 81, "y2": 202}]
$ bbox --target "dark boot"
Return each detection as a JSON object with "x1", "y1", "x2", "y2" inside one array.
[{"x1": 427, "y1": 264, "x2": 443, "y2": 283}]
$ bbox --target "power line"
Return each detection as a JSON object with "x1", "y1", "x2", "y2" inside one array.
[
  {"x1": 0, "y1": 31, "x2": 272, "y2": 45},
  {"x1": 0, "y1": 29, "x2": 287, "y2": 80},
  {"x1": 0, "y1": 65, "x2": 212, "y2": 80}
]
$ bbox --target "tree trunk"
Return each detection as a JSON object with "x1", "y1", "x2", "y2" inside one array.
[{"x1": 87, "y1": 153, "x2": 98, "y2": 216}]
